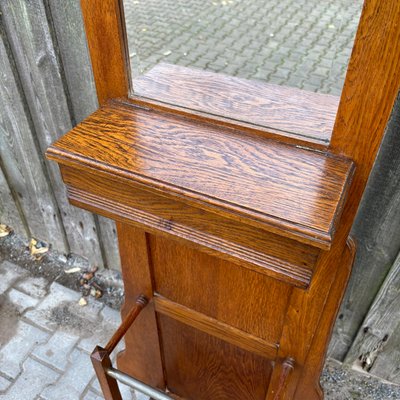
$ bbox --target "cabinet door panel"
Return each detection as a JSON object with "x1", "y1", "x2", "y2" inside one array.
[
  {"x1": 159, "y1": 316, "x2": 273, "y2": 400},
  {"x1": 150, "y1": 235, "x2": 292, "y2": 343}
]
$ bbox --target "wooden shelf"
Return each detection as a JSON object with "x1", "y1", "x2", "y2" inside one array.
[{"x1": 47, "y1": 99, "x2": 354, "y2": 287}]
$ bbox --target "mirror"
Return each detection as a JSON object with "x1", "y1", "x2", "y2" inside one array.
[{"x1": 123, "y1": 0, "x2": 364, "y2": 141}]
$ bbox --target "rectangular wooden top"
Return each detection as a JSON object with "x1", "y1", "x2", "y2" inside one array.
[{"x1": 47, "y1": 100, "x2": 354, "y2": 249}]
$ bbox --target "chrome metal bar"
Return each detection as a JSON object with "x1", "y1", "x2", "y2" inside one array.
[{"x1": 106, "y1": 367, "x2": 173, "y2": 400}]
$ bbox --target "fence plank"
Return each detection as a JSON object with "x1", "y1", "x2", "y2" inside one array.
[
  {"x1": 47, "y1": 0, "x2": 98, "y2": 123},
  {"x1": 0, "y1": 163, "x2": 28, "y2": 237},
  {"x1": 0, "y1": 26, "x2": 67, "y2": 250},
  {"x1": 344, "y1": 251, "x2": 400, "y2": 384},
  {"x1": 0, "y1": 0, "x2": 105, "y2": 266},
  {"x1": 47, "y1": 0, "x2": 120, "y2": 269},
  {"x1": 97, "y1": 216, "x2": 121, "y2": 270},
  {"x1": 329, "y1": 95, "x2": 400, "y2": 359}
]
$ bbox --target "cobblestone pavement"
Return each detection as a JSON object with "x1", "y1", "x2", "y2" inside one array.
[
  {"x1": 0, "y1": 261, "x2": 147, "y2": 400},
  {"x1": 1, "y1": 259, "x2": 400, "y2": 399},
  {"x1": 124, "y1": 0, "x2": 363, "y2": 95}
]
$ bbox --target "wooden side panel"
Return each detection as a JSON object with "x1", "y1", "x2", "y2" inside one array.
[
  {"x1": 265, "y1": 239, "x2": 356, "y2": 400},
  {"x1": 150, "y1": 235, "x2": 291, "y2": 343},
  {"x1": 80, "y1": 0, "x2": 130, "y2": 104},
  {"x1": 159, "y1": 316, "x2": 273, "y2": 400},
  {"x1": 115, "y1": 223, "x2": 164, "y2": 388},
  {"x1": 294, "y1": 239, "x2": 356, "y2": 399}
]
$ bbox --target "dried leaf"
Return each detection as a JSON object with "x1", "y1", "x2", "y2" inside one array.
[
  {"x1": 78, "y1": 297, "x2": 88, "y2": 307},
  {"x1": 90, "y1": 286, "x2": 103, "y2": 299},
  {"x1": 82, "y1": 272, "x2": 94, "y2": 281},
  {"x1": 29, "y1": 238, "x2": 49, "y2": 257},
  {"x1": 79, "y1": 278, "x2": 88, "y2": 286},
  {"x1": 65, "y1": 267, "x2": 81, "y2": 274},
  {"x1": 0, "y1": 224, "x2": 12, "y2": 237}
]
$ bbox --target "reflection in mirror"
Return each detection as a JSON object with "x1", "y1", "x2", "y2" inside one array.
[{"x1": 123, "y1": 0, "x2": 363, "y2": 142}]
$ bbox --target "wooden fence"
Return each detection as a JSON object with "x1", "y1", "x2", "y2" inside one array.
[{"x1": 0, "y1": 0, "x2": 399, "y2": 384}]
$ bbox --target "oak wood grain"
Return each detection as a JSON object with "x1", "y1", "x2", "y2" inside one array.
[
  {"x1": 80, "y1": 0, "x2": 130, "y2": 104},
  {"x1": 149, "y1": 235, "x2": 292, "y2": 343},
  {"x1": 60, "y1": 166, "x2": 318, "y2": 287},
  {"x1": 50, "y1": 0, "x2": 400, "y2": 398},
  {"x1": 159, "y1": 316, "x2": 273, "y2": 400},
  {"x1": 133, "y1": 63, "x2": 339, "y2": 144},
  {"x1": 115, "y1": 223, "x2": 165, "y2": 389},
  {"x1": 47, "y1": 100, "x2": 354, "y2": 249},
  {"x1": 328, "y1": 0, "x2": 400, "y2": 244},
  {"x1": 153, "y1": 294, "x2": 278, "y2": 360}
]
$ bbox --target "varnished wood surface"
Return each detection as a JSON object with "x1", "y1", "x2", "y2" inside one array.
[
  {"x1": 52, "y1": 0, "x2": 400, "y2": 398},
  {"x1": 149, "y1": 235, "x2": 292, "y2": 343},
  {"x1": 133, "y1": 63, "x2": 339, "y2": 144},
  {"x1": 61, "y1": 166, "x2": 318, "y2": 287},
  {"x1": 47, "y1": 100, "x2": 354, "y2": 249},
  {"x1": 153, "y1": 294, "x2": 278, "y2": 360},
  {"x1": 115, "y1": 224, "x2": 165, "y2": 388},
  {"x1": 159, "y1": 316, "x2": 273, "y2": 400},
  {"x1": 294, "y1": 238, "x2": 355, "y2": 399},
  {"x1": 328, "y1": 0, "x2": 400, "y2": 244},
  {"x1": 80, "y1": 0, "x2": 130, "y2": 104}
]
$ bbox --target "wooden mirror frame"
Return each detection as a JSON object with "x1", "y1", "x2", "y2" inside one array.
[{"x1": 61, "y1": 0, "x2": 400, "y2": 398}]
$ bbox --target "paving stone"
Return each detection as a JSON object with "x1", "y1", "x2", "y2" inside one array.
[
  {"x1": 135, "y1": 392, "x2": 151, "y2": 400},
  {"x1": 31, "y1": 329, "x2": 79, "y2": 372},
  {"x1": 78, "y1": 325, "x2": 114, "y2": 354},
  {"x1": 0, "y1": 357, "x2": 59, "y2": 400},
  {"x1": 15, "y1": 276, "x2": 49, "y2": 299},
  {"x1": 77, "y1": 305, "x2": 118, "y2": 353},
  {"x1": 24, "y1": 282, "x2": 81, "y2": 331},
  {"x1": 0, "y1": 320, "x2": 49, "y2": 379},
  {"x1": 91, "y1": 376, "x2": 135, "y2": 400},
  {"x1": 0, "y1": 261, "x2": 27, "y2": 295},
  {"x1": 7, "y1": 288, "x2": 39, "y2": 313},
  {"x1": 100, "y1": 304, "x2": 121, "y2": 327},
  {"x1": 0, "y1": 375, "x2": 12, "y2": 392},
  {"x1": 40, "y1": 348, "x2": 94, "y2": 400},
  {"x1": 82, "y1": 390, "x2": 104, "y2": 400}
]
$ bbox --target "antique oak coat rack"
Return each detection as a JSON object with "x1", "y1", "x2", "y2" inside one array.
[{"x1": 47, "y1": 0, "x2": 400, "y2": 399}]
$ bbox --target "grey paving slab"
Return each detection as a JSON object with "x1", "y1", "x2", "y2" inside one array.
[
  {"x1": 40, "y1": 348, "x2": 94, "y2": 400},
  {"x1": 15, "y1": 276, "x2": 49, "y2": 299},
  {"x1": 82, "y1": 390, "x2": 104, "y2": 400},
  {"x1": 31, "y1": 329, "x2": 79, "y2": 372},
  {"x1": 91, "y1": 376, "x2": 136, "y2": 400},
  {"x1": 0, "y1": 375, "x2": 12, "y2": 392},
  {"x1": 0, "y1": 320, "x2": 49, "y2": 379},
  {"x1": 0, "y1": 260, "x2": 27, "y2": 295},
  {"x1": 100, "y1": 302, "x2": 122, "y2": 326},
  {"x1": 78, "y1": 302, "x2": 121, "y2": 354},
  {"x1": 7, "y1": 288, "x2": 39, "y2": 313},
  {"x1": 24, "y1": 282, "x2": 81, "y2": 331},
  {"x1": 0, "y1": 357, "x2": 59, "y2": 400}
]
